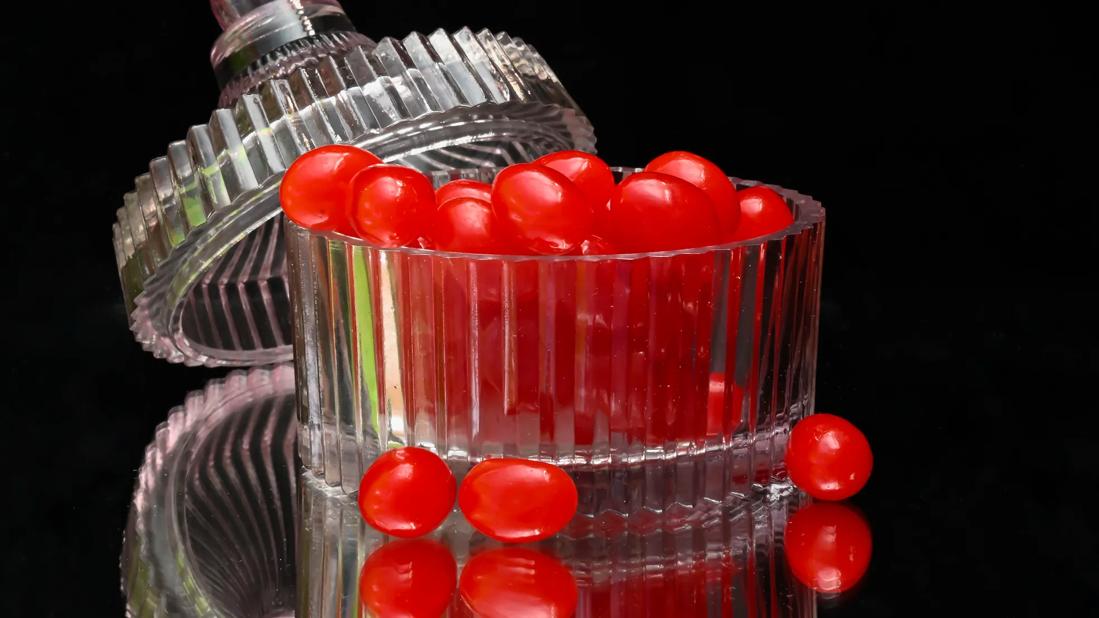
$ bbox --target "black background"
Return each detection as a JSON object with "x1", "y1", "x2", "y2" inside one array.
[{"x1": 2, "y1": 1, "x2": 1096, "y2": 615}]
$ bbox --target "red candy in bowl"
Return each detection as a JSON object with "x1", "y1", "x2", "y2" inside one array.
[{"x1": 283, "y1": 146, "x2": 825, "y2": 520}]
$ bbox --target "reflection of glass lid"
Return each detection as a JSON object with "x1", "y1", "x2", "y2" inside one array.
[
  {"x1": 121, "y1": 366, "x2": 825, "y2": 617},
  {"x1": 121, "y1": 365, "x2": 297, "y2": 617},
  {"x1": 112, "y1": 1, "x2": 595, "y2": 368}
]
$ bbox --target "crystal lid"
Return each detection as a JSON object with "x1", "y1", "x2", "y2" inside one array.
[{"x1": 112, "y1": 27, "x2": 596, "y2": 367}]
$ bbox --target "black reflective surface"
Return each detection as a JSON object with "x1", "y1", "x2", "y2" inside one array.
[{"x1": 3, "y1": 1, "x2": 1096, "y2": 615}]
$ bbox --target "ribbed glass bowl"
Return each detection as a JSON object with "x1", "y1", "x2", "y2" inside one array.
[{"x1": 287, "y1": 167, "x2": 825, "y2": 510}]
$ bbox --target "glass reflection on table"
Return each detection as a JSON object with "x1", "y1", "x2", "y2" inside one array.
[{"x1": 122, "y1": 366, "x2": 867, "y2": 617}]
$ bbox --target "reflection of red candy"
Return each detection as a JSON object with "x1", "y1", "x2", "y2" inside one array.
[
  {"x1": 784, "y1": 502, "x2": 872, "y2": 593},
  {"x1": 581, "y1": 553, "x2": 736, "y2": 618},
  {"x1": 459, "y1": 548, "x2": 578, "y2": 618},
  {"x1": 357, "y1": 447, "x2": 455, "y2": 538},
  {"x1": 786, "y1": 413, "x2": 873, "y2": 501},
  {"x1": 458, "y1": 459, "x2": 578, "y2": 543},
  {"x1": 359, "y1": 539, "x2": 457, "y2": 618}
]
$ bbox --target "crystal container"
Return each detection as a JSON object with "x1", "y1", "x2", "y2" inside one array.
[{"x1": 287, "y1": 167, "x2": 825, "y2": 508}]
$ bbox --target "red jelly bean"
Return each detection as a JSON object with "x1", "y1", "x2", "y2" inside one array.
[
  {"x1": 459, "y1": 547, "x2": 578, "y2": 618},
  {"x1": 491, "y1": 163, "x2": 593, "y2": 255},
  {"x1": 731, "y1": 185, "x2": 795, "y2": 240},
  {"x1": 436, "y1": 178, "x2": 492, "y2": 206},
  {"x1": 357, "y1": 447, "x2": 456, "y2": 538},
  {"x1": 784, "y1": 502, "x2": 872, "y2": 594},
  {"x1": 644, "y1": 151, "x2": 740, "y2": 239},
  {"x1": 279, "y1": 145, "x2": 381, "y2": 233},
  {"x1": 359, "y1": 539, "x2": 457, "y2": 618},
  {"x1": 606, "y1": 172, "x2": 720, "y2": 252},
  {"x1": 786, "y1": 413, "x2": 873, "y2": 501},
  {"x1": 458, "y1": 458, "x2": 578, "y2": 543},
  {"x1": 535, "y1": 150, "x2": 615, "y2": 231},
  {"x1": 429, "y1": 197, "x2": 506, "y2": 254},
  {"x1": 348, "y1": 165, "x2": 436, "y2": 247}
]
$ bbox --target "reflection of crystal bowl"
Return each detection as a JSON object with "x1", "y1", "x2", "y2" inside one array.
[
  {"x1": 113, "y1": 28, "x2": 595, "y2": 368},
  {"x1": 121, "y1": 368, "x2": 818, "y2": 618},
  {"x1": 287, "y1": 167, "x2": 826, "y2": 506},
  {"x1": 300, "y1": 471, "x2": 816, "y2": 618}
]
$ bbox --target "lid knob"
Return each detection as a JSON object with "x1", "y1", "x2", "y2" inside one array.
[
  {"x1": 210, "y1": 0, "x2": 277, "y2": 29},
  {"x1": 209, "y1": 0, "x2": 366, "y2": 103}
]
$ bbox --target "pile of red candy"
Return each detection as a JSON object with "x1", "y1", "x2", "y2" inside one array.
[{"x1": 279, "y1": 147, "x2": 795, "y2": 254}]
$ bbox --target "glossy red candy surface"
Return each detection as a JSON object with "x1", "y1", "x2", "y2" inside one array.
[
  {"x1": 606, "y1": 172, "x2": 720, "y2": 252},
  {"x1": 357, "y1": 447, "x2": 456, "y2": 538},
  {"x1": 786, "y1": 413, "x2": 873, "y2": 501},
  {"x1": 784, "y1": 502, "x2": 872, "y2": 593},
  {"x1": 458, "y1": 458, "x2": 578, "y2": 543},
  {"x1": 358, "y1": 539, "x2": 457, "y2": 618},
  {"x1": 436, "y1": 178, "x2": 492, "y2": 206},
  {"x1": 459, "y1": 547, "x2": 578, "y2": 618},
  {"x1": 491, "y1": 163, "x2": 593, "y2": 255},
  {"x1": 279, "y1": 145, "x2": 381, "y2": 233},
  {"x1": 535, "y1": 150, "x2": 615, "y2": 231},
  {"x1": 347, "y1": 165, "x2": 436, "y2": 247},
  {"x1": 644, "y1": 151, "x2": 740, "y2": 239},
  {"x1": 731, "y1": 185, "x2": 795, "y2": 240},
  {"x1": 430, "y1": 197, "x2": 505, "y2": 254}
]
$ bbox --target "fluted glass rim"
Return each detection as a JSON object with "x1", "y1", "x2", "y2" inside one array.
[{"x1": 297, "y1": 166, "x2": 825, "y2": 262}]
